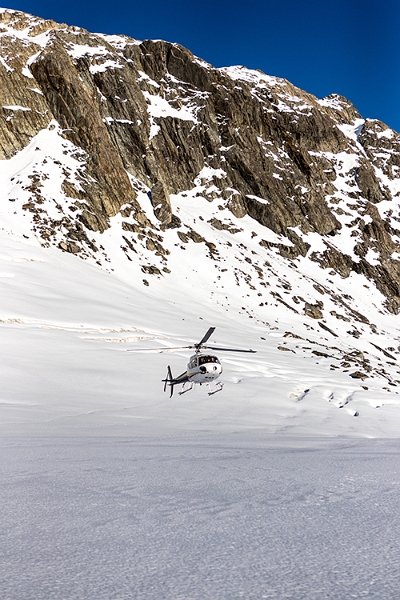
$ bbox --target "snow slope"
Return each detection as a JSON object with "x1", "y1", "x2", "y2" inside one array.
[
  {"x1": 1, "y1": 199, "x2": 400, "y2": 438},
  {"x1": 1, "y1": 122, "x2": 400, "y2": 438}
]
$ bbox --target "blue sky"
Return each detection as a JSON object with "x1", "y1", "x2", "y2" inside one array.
[{"x1": 4, "y1": 0, "x2": 400, "y2": 132}]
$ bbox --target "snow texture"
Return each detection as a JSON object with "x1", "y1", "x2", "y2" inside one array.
[{"x1": 1, "y1": 437, "x2": 400, "y2": 600}]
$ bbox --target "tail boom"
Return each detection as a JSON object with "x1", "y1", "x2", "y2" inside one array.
[{"x1": 162, "y1": 366, "x2": 189, "y2": 397}]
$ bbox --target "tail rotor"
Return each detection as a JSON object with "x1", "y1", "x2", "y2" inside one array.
[{"x1": 162, "y1": 365, "x2": 174, "y2": 397}]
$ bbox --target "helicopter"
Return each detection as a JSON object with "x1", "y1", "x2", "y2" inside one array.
[
  {"x1": 128, "y1": 327, "x2": 256, "y2": 396},
  {"x1": 132, "y1": 326, "x2": 255, "y2": 397},
  {"x1": 161, "y1": 327, "x2": 256, "y2": 396}
]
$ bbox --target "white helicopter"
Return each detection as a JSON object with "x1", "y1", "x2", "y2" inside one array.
[
  {"x1": 139, "y1": 326, "x2": 255, "y2": 396},
  {"x1": 162, "y1": 327, "x2": 256, "y2": 396}
]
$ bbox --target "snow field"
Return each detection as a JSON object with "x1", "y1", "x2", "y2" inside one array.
[
  {"x1": 1, "y1": 225, "x2": 400, "y2": 439},
  {"x1": 1, "y1": 436, "x2": 400, "y2": 600}
]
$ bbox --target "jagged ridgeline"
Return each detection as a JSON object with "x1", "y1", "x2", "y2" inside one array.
[{"x1": 1, "y1": 8, "x2": 400, "y2": 311}]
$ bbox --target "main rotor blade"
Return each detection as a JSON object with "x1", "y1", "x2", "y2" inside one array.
[
  {"x1": 127, "y1": 346, "x2": 192, "y2": 353},
  {"x1": 203, "y1": 345, "x2": 256, "y2": 353},
  {"x1": 197, "y1": 327, "x2": 216, "y2": 347}
]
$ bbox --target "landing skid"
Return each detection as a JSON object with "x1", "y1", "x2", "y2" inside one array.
[
  {"x1": 178, "y1": 382, "x2": 194, "y2": 395},
  {"x1": 178, "y1": 381, "x2": 224, "y2": 396},
  {"x1": 207, "y1": 382, "x2": 224, "y2": 396}
]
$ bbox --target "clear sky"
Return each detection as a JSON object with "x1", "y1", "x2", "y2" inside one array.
[{"x1": 4, "y1": 0, "x2": 400, "y2": 132}]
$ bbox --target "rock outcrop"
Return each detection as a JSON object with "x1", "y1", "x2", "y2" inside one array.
[{"x1": 1, "y1": 8, "x2": 400, "y2": 312}]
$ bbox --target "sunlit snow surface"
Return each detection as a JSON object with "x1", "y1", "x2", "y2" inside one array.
[{"x1": 1, "y1": 226, "x2": 400, "y2": 439}]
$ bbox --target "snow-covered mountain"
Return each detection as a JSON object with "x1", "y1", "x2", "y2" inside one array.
[{"x1": 2, "y1": 7, "x2": 400, "y2": 437}]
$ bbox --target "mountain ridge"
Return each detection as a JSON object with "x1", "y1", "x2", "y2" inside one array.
[{"x1": 2, "y1": 8, "x2": 400, "y2": 431}]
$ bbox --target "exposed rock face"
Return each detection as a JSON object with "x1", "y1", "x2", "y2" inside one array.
[
  {"x1": 1, "y1": 9, "x2": 400, "y2": 311},
  {"x1": 30, "y1": 41, "x2": 136, "y2": 224},
  {"x1": 150, "y1": 182, "x2": 172, "y2": 225},
  {"x1": 304, "y1": 302, "x2": 324, "y2": 320}
]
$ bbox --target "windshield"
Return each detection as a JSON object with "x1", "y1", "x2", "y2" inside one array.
[{"x1": 199, "y1": 355, "x2": 220, "y2": 365}]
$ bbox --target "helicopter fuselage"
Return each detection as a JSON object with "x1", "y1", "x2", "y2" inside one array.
[{"x1": 187, "y1": 353, "x2": 222, "y2": 384}]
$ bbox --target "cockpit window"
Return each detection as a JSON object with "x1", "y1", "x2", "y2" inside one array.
[{"x1": 199, "y1": 355, "x2": 220, "y2": 365}]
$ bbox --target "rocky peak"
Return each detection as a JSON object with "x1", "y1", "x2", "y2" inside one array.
[{"x1": 1, "y1": 7, "x2": 400, "y2": 330}]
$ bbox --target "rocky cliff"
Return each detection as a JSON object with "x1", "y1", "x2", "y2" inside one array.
[{"x1": 2, "y1": 8, "x2": 400, "y2": 388}]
